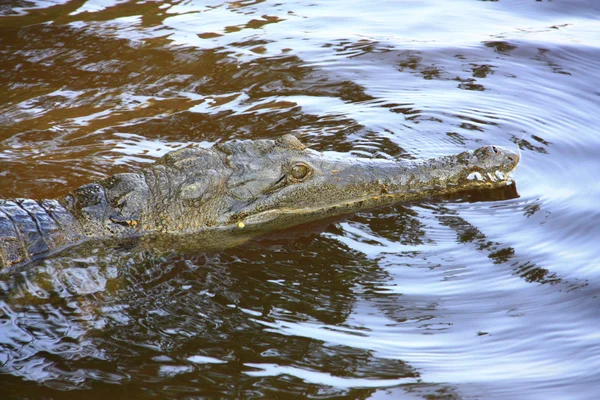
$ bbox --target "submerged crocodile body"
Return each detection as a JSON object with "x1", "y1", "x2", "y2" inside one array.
[{"x1": 0, "y1": 134, "x2": 518, "y2": 268}]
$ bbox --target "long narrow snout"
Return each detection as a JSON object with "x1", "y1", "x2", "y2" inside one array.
[{"x1": 237, "y1": 145, "x2": 519, "y2": 229}]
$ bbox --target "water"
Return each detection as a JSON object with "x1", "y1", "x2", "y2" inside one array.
[{"x1": 1, "y1": 0, "x2": 600, "y2": 398}]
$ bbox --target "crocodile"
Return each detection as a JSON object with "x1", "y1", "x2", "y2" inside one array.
[{"x1": 0, "y1": 134, "x2": 519, "y2": 269}]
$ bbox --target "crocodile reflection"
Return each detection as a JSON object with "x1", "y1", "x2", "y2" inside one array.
[
  {"x1": 0, "y1": 235, "x2": 425, "y2": 396},
  {"x1": 0, "y1": 134, "x2": 519, "y2": 268}
]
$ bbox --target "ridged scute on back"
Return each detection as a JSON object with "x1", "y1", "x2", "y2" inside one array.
[
  {"x1": 156, "y1": 147, "x2": 221, "y2": 168},
  {"x1": 275, "y1": 134, "x2": 306, "y2": 151},
  {"x1": 216, "y1": 138, "x2": 276, "y2": 158},
  {"x1": 216, "y1": 134, "x2": 306, "y2": 157}
]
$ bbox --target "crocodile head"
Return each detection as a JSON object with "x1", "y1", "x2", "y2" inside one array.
[
  {"x1": 79, "y1": 134, "x2": 520, "y2": 238},
  {"x1": 193, "y1": 134, "x2": 519, "y2": 232}
]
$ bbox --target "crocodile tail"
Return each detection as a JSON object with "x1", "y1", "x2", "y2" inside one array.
[{"x1": 0, "y1": 199, "x2": 83, "y2": 269}]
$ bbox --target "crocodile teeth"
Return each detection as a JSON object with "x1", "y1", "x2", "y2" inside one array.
[
  {"x1": 495, "y1": 170, "x2": 505, "y2": 180},
  {"x1": 467, "y1": 172, "x2": 483, "y2": 181},
  {"x1": 505, "y1": 171, "x2": 514, "y2": 185}
]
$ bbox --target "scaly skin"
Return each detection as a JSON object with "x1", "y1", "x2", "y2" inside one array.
[{"x1": 0, "y1": 134, "x2": 519, "y2": 268}]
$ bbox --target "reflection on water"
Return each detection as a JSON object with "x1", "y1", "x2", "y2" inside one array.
[{"x1": 2, "y1": 0, "x2": 600, "y2": 398}]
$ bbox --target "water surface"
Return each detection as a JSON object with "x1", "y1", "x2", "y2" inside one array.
[{"x1": 1, "y1": 0, "x2": 600, "y2": 398}]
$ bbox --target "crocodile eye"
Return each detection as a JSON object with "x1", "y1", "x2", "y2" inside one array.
[{"x1": 290, "y1": 162, "x2": 311, "y2": 182}]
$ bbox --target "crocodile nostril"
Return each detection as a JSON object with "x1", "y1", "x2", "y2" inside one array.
[{"x1": 492, "y1": 146, "x2": 500, "y2": 154}]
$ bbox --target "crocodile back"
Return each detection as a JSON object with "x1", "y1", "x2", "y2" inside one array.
[{"x1": 0, "y1": 199, "x2": 82, "y2": 268}]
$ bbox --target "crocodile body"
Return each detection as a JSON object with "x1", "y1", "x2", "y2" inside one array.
[{"x1": 0, "y1": 134, "x2": 519, "y2": 268}]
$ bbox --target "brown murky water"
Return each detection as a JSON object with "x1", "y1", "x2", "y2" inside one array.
[{"x1": 2, "y1": 1, "x2": 600, "y2": 398}]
